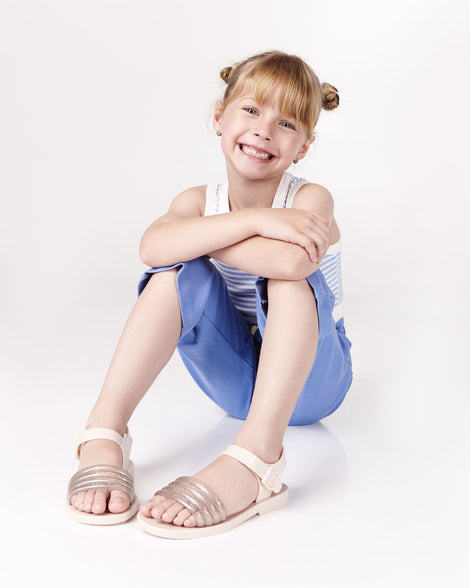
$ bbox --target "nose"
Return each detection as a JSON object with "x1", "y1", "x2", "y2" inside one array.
[
  {"x1": 254, "y1": 131, "x2": 271, "y2": 141},
  {"x1": 253, "y1": 120, "x2": 272, "y2": 141}
]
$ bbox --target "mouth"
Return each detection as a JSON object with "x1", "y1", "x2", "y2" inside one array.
[{"x1": 239, "y1": 144, "x2": 275, "y2": 161}]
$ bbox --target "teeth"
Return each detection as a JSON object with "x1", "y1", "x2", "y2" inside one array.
[{"x1": 241, "y1": 145, "x2": 271, "y2": 160}]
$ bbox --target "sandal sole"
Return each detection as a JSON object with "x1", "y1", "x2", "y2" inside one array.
[
  {"x1": 66, "y1": 497, "x2": 139, "y2": 525},
  {"x1": 137, "y1": 484, "x2": 288, "y2": 539}
]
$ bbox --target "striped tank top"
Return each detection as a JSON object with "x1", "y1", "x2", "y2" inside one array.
[{"x1": 204, "y1": 172, "x2": 344, "y2": 323}]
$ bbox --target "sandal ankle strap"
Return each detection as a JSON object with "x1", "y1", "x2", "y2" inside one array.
[
  {"x1": 222, "y1": 445, "x2": 286, "y2": 502},
  {"x1": 75, "y1": 428, "x2": 132, "y2": 469}
]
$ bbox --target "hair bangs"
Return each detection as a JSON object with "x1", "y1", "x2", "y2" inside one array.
[{"x1": 226, "y1": 54, "x2": 320, "y2": 136}]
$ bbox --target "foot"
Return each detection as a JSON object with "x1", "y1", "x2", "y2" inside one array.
[
  {"x1": 69, "y1": 439, "x2": 130, "y2": 515},
  {"x1": 139, "y1": 446, "x2": 279, "y2": 528}
]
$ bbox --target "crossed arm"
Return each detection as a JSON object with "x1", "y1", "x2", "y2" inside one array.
[{"x1": 139, "y1": 184, "x2": 334, "y2": 280}]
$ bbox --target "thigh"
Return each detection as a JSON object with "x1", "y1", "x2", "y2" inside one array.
[
  {"x1": 138, "y1": 258, "x2": 257, "y2": 419},
  {"x1": 254, "y1": 270, "x2": 353, "y2": 426}
]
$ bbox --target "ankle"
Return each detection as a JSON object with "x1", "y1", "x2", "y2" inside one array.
[
  {"x1": 78, "y1": 438, "x2": 124, "y2": 469},
  {"x1": 232, "y1": 431, "x2": 283, "y2": 464},
  {"x1": 85, "y1": 418, "x2": 128, "y2": 438}
]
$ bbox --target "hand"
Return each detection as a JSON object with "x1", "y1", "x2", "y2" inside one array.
[{"x1": 254, "y1": 208, "x2": 331, "y2": 264}]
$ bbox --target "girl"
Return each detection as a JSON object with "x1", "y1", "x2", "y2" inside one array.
[{"x1": 67, "y1": 51, "x2": 353, "y2": 539}]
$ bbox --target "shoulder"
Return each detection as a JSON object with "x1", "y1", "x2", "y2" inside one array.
[
  {"x1": 294, "y1": 182, "x2": 334, "y2": 207},
  {"x1": 291, "y1": 182, "x2": 334, "y2": 222},
  {"x1": 167, "y1": 185, "x2": 207, "y2": 217}
]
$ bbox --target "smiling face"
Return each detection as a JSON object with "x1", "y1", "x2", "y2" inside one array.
[{"x1": 214, "y1": 90, "x2": 313, "y2": 182}]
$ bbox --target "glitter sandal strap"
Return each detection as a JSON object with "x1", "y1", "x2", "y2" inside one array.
[
  {"x1": 67, "y1": 464, "x2": 136, "y2": 503},
  {"x1": 155, "y1": 476, "x2": 227, "y2": 527}
]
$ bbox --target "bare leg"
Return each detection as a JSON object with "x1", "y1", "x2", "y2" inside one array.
[
  {"x1": 71, "y1": 269, "x2": 181, "y2": 514},
  {"x1": 141, "y1": 277, "x2": 319, "y2": 526}
]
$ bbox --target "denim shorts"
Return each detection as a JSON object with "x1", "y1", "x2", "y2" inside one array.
[{"x1": 138, "y1": 257, "x2": 352, "y2": 426}]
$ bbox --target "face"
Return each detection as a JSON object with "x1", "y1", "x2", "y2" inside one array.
[{"x1": 213, "y1": 90, "x2": 313, "y2": 182}]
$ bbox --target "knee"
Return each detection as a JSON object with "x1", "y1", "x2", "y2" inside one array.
[
  {"x1": 146, "y1": 267, "x2": 179, "y2": 289},
  {"x1": 138, "y1": 258, "x2": 215, "y2": 296},
  {"x1": 138, "y1": 267, "x2": 178, "y2": 296},
  {"x1": 149, "y1": 267, "x2": 178, "y2": 281}
]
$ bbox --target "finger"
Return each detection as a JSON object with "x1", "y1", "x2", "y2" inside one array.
[
  {"x1": 314, "y1": 232, "x2": 330, "y2": 254},
  {"x1": 312, "y1": 220, "x2": 331, "y2": 239},
  {"x1": 307, "y1": 246, "x2": 318, "y2": 264},
  {"x1": 317, "y1": 241, "x2": 329, "y2": 262},
  {"x1": 304, "y1": 222, "x2": 329, "y2": 247},
  {"x1": 298, "y1": 235, "x2": 317, "y2": 263},
  {"x1": 310, "y1": 225, "x2": 330, "y2": 255},
  {"x1": 311, "y1": 211, "x2": 330, "y2": 224},
  {"x1": 302, "y1": 229, "x2": 326, "y2": 257},
  {"x1": 315, "y1": 236, "x2": 328, "y2": 260}
]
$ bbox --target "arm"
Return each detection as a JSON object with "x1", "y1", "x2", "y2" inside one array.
[
  {"x1": 209, "y1": 237, "x2": 319, "y2": 280},
  {"x1": 139, "y1": 186, "x2": 259, "y2": 267},
  {"x1": 140, "y1": 183, "x2": 332, "y2": 276},
  {"x1": 209, "y1": 183, "x2": 334, "y2": 280}
]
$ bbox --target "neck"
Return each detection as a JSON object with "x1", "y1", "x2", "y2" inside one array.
[{"x1": 225, "y1": 167, "x2": 286, "y2": 211}]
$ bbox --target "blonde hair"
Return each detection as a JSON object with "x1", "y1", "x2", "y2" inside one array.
[{"x1": 219, "y1": 51, "x2": 339, "y2": 137}]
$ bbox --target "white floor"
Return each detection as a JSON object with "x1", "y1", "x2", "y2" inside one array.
[{"x1": 1, "y1": 272, "x2": 468, "y2": 588}]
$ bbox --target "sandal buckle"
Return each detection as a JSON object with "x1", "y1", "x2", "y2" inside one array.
[{"x1": 261, "y1": 465, "x2": 278, "y2": 490}]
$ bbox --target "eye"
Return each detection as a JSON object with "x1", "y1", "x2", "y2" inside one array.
[
  {"x1": 243, "y1": 106, "x2": 258, "y2": 116},
  {"x1": 280, "y1": 121, "x2": 295, "y2": 130}
]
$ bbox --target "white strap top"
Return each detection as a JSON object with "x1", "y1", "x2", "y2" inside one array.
[{"x1": 205, "y1": 172, "x2": 344, "y2": 322}]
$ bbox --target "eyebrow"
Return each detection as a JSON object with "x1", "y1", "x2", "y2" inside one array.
[{"x1": 237, "y1": 94, "x2": 298, "y2": 123}]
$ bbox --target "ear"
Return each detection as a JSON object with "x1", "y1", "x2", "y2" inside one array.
[
  {"x1": 295, "y1": 134, "x2": 315, "y2": 162},
  {"x1": 213, "y1": 100, "x2": 224, "y2": 134}
]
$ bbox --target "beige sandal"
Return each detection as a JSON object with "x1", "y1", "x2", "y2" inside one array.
[
  {"x1": 137, "y1": 444, "x2": 288, "y2": 539},
  {"x1": 66, "y1": 428, "x2": 139, "y2": 525}
]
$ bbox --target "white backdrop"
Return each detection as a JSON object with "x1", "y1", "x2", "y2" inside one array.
[{"x1": 1, "y1": 1, "x2": 469, "y2": 587}]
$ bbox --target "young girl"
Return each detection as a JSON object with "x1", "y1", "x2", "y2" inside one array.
[{"x1": 67, "y1": 50, "x2": 353, "y2": 538}]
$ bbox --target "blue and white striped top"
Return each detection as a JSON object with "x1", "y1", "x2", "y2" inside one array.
[{"x1": 205, "y1": 172, "x2": 344, "y2": 323}]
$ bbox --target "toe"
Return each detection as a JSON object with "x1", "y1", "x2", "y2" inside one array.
[
  {"x1": 71, "y1": 491, "x2": 85, "y2": 510},
  {"x1": 173, "y1": 508, "x2": 194, "y2": 527},
  {"x1": 83, "y1": 490, "x2": 96, "y2": 512},
  {"x1": 150, "y1": 497, "x2": 176, "y2": 520},
  {"x1": 141, "y1": 496, "x2": 176, "y2": 520},
  {"x1": 139, "y1": 502, "x2": 153, "y2": 517},
  {"x1": 183, "y1": 512, "x2": 197, "y2": 528},
  {"x1": 108, "y1": 490, "x2": 130, "y2": 514},
  {"x1": 140, "y1": 496, "x2": 163, "y2": 517},
  {"x1": 140, "y1": 495, "x2": 167, "y2": 518},
  {"x1": 161, "y1": 501, "x2": 185, "y2": 523},
  {"x1": 91, "y1": 489, "x2": 108, "y2": 514}
]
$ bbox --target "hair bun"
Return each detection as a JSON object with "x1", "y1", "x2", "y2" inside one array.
[
  {"x1": 220, "y1": 66, "x2": 233, "y2": 84},
  {"x1": 321, "y1": 83, "x2": 339, "y2": 111}
]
